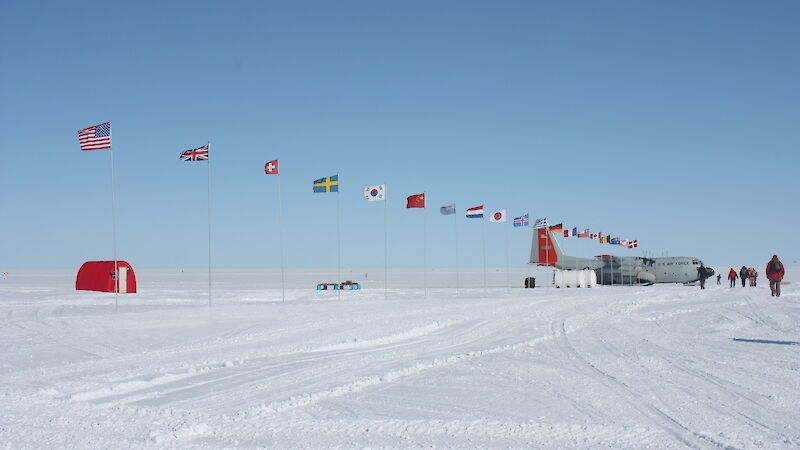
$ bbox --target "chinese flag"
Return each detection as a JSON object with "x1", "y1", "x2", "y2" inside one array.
[{"x1": 406, "y1": 193, "x2": 425, "y2": 208}]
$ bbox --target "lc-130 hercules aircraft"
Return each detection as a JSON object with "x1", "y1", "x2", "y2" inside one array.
[{"x1": 530, "y1": 228, "x2": 714, "y2": 285}]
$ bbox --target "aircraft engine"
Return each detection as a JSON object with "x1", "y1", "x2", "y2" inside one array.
[{"x1": 636, "y1": 271, "x2": 656, "y2": 284}]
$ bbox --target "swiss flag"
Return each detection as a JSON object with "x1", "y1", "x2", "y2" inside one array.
[
  {"x1": 264, "y1": 159, "x2": 279, "y2": 175},
  {"x1": 406, "y1": 193, "x2": 425, "y2": 208}
]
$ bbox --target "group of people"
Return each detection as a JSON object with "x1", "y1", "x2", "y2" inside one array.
[
  {"x1": 731, "y1": 266, "x2": 759, "y2": 287},
  {"x1": 725, "y1": 255, "x2": 786, "y2": 297}
]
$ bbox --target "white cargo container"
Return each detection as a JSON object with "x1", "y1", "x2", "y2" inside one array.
[{"x1": 553, "y1": 269, "x2": 597, "y2": 288}]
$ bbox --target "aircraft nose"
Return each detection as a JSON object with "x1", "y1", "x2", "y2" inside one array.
[{"x1": 703, "y1": 267, "x2": 715, "y2": 278}]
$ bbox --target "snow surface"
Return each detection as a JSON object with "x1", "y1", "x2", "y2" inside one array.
[{"x1": 1, "y1": 268, "x2": 799, "y2": 448}]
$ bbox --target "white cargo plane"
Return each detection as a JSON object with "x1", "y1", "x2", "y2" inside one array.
[{"x1": 530, "y1": 228, "x2": 714, "y2": 285}]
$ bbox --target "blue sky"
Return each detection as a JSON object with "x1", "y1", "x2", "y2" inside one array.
[{"x1": 1, "y1": 0, "x2": 798, "y2": 270}]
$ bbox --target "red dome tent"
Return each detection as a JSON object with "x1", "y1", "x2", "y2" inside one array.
[{"x1": 76, "y1": 261, "x2": 137, "y2": 293}]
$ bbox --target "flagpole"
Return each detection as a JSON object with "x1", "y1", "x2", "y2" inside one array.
[
  {"x1": 481, "y1": 213, "x2": 487, "y2": 297},
  {"x1": 610, "y1": 235, "x2": 614, "y2": 287},
  {"x1": 423, "y1": 194, "x2": 427, "y2": 299},
  {"x1": 597, "y1": 233, "x2": 606, "y2": 286},
  {"x1": 527, "y1": 217, "x2": 532, "y2": 282},
  {"x1": 545, "y1": 226, "x2": 549, "y2": 281},
  {"x1": 109, "y1": 144, "x2": 118, "y2": 311},
  {"x1": 384, "y1": 190, "x2": 388, "y2": 300},
  {"x1": 505, "y1": 219, "x2": 510, "y2": 293},
  {"x1": 574, "y1": 228, "x2": 578, "y2": 273},
  {"x1": 611, "y1": 237, "x2": 614, "y2": 287},
  {"x1": 454, "y1": 203, "x2": 459, "y2": 295},
  {"x1": 207, "y1": 141, "x2": 212, "y2": 306},
  {"x1": 336, "y1": 177, "x2": 341, "y2": 301},
  {"x1": 277, "y1": 172, "x2": 285, "y2": 302}
]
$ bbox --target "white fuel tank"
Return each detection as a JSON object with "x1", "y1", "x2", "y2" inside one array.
[{"x1": 554, "y1": 269, "x2": 597, "y2": 288}]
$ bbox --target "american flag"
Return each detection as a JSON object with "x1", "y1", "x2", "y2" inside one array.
[
  {"x1": 180, "y1": 144, "x2": 209, "y2": 161},
  {"x1": 78, "y1": 122, "x2": 111, "y2": 151}
]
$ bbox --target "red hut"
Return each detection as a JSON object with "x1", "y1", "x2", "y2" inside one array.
[{"x1": 76, "y1": 261, "x2": 137, "y2": 293}]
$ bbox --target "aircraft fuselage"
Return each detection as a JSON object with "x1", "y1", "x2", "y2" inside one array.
[{"x1": 530, "y1": 228, "x2": 714, "y2": 285}]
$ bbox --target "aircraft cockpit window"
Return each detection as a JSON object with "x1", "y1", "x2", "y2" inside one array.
[{"x1": 692, "y1": 260, "x2": 699, "y2": 265}]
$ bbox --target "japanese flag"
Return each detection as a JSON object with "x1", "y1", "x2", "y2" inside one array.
[{"x1": 489, "y1": 209, "x2": 507, "y2": 223}]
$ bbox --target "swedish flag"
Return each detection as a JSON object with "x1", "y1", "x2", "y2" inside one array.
[{"x1": 313, "y1": 174, "x2": 339, "y2": 193}]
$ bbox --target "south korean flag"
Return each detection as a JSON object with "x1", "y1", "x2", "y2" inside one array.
[{"x1": 364, "y1": 184, "x2": 386, "y2": 201}]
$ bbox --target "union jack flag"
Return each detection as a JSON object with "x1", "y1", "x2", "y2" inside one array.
[
  {"x1": 180, "y1": 144, "x2": 209, "y2": 161},
  {"x1": 78, "y1": 122, "x2": 111, "y2": 151}
]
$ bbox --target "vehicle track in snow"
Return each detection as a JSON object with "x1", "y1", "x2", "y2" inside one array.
[
  {"x1": 47, "y1": 294, "x2": 559, "y2": 413},
  {"x1": 136, "y1": 316, "x2": 535, "y2": 413},
  {"x1": 550, "y1": 319, "x2": 728, "y2": 449},
  {"x1": 591, "y1": 324, "x2": 799, "y2": 446},
  {"x1": 66, "y1": 320, "x2": 464, "y2": 408},
  {"x1": 239, "y1": 333, "x2": 555, "y2": 418}
]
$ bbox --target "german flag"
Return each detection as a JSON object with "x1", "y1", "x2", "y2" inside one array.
[{"x1": 549, "y1": 223, "x2": 563, "y2": 233}]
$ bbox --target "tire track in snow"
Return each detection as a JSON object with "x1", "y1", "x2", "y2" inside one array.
[
  {"x1": 67, "y1": 321, "x2": 456, "y2": 406},
  {"x1": 199, "y1": 418, "x2": 672, "y2": 448},
  {"x1": 4, "y1": 305, "x2": 463, "y2": 384},
  {"x1": 741, "y1": 294, "x2": 794, "y2": 334},
  {"x1": 741, "y1": 294, "x2": 774, "y2": 330},
  {"x1": 120, "y1": 320, "x2": 494, "y2": 410},
  {"x1": 243, "y1": 334, "x2": 553, "y2": 417},
  {"x1": 551, "y1": 319, "x2": 727, "y2": 449},
  {"x1": 285, "y1": 321, "x2": 453, "y2": 355},
  {"x1": 610, "y1": 325, "x2": 799, "y2": 444}
]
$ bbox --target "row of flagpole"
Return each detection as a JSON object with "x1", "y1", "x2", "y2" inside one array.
[{"x1": 80, "y1": 121, "x2": 643, "y2": 308}]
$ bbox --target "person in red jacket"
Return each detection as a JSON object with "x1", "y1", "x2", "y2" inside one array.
[
  {"x1": 766, "y1": 255, "x2": 785, "y2": 297},
  {"x1": 727, "y1": 268, "x2": 738, "y2": 288}
]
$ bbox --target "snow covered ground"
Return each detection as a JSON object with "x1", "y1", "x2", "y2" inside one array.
[{"x1": 1, "y1": 268, "x2": 799, "y2": 448}]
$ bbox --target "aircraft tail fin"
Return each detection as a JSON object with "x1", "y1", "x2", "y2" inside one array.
[{"x1": 530, "y1": 228, "x2": 563, "y2": 266}]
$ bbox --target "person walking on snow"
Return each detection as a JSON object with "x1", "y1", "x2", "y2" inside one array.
[
  {"x1": 728, "y1": 268, "x2": 738, "y2": 288},
  {"x1": 697, "y1": 265, "x2": 707, "y2": 289},
  {"x1": 750, "y1": 268, "x2": 758, "y2": 287},
  {"x1": 740, "y1": 266, "x2": 749, "y2": 287},
  {"x1": 766, "y1": 255, "x2": 785, "y2": 297},
  {"x1": 717, "y1": 274, "x2": 721, "y2": 285}
]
